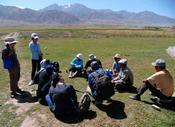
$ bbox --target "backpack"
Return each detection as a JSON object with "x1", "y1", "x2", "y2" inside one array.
[
  {"x1": 78, "y1": 92, "x2": 91, "y2": 114},
  {"x1": 50, "y1": 84, "x2": 78, "y2": 116},
  {"x1": 92, "y1": 71, "x2": 115, "y2": 100},
  {"x1": 2, "y1": 57, "x2": 13, "y2": 69},
  {"x1": 2, "y1": 49, "x2": 14, "y2": 69}
]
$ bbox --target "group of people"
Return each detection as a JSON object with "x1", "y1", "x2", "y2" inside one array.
[{"x1": 1, "y1": 32, "x2": 174, "y2": 117}]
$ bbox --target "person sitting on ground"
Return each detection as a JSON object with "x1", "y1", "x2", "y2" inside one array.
[
  {"x1": 45, "y1": 74, "x2": 91, "y2": 117},
  {"x1": 36, "y1": 66, "x2": 55, "y2": 100},
  {"x1": 129, "y1": 59, "x2": 174, "y2": 101},
  {"x1": 40, "y1": 59, "x2": 51, "y2": 70},
  {"x1": 87, "y1": 61, "x2": 114, "y2": 105},
  {"x1": 40, "y1": 59, "x2": 61, "y2": 73},
  {"x1": 84, "y1": 54, "x2": 102, "y2": 75},
  {"x1": 69, "y1": 53, "x2": 84, "y2": 78},
  {"x1": 112, "y1": 53, "x2": 121, "y2": 77},
  {"x1": 1, "y1": 37, "x2": 23, "y2": 98},
  {"x1": 112, "y1": 59, "x2": 134, "y2": 91}
]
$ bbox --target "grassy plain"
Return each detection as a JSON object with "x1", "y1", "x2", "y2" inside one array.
[{"x1": 0, "y1": 27, "x2": 175, "y2": 127}]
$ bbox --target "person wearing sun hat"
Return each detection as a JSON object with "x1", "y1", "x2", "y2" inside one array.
[
  {"x1": 1, "y1": 37, "x2": 22, "y2": 98},
  {"x1": 84, "y1": 54, "x2": 102, "y2": 75},
  {"x1": 129, "y1": 58, "x2": 174, "y2": 101},
  {"x1": 68, "y1": 53, "x2": 84, "y2": 78},
  {"x1": 28, "y1": 33, "x2": 43, "y2": 85}
]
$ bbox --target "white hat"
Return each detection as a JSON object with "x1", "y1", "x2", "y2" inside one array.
[
  {"x1": 76, "y1": 53, "x2": 83, "y2": 60},
  {"x1": 114, "y1": 53, "x2": 121, "y2": 58},
  {"x1": 4, "y1": 37, "x2": 18, "y2": 45},
  {"x1": 152, "y1": 59, "x2": 166, "y2": 67},
  {"x1": 118, "y1": 59, "x2": 127, "y2": 64},
  {"x1": 89, "y1": 54, "x2": 96, "y2": 60},
  {"x1": 31, "y1": 33, "x2": 39, "y2": 39}
]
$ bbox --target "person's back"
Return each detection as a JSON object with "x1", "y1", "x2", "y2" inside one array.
[
  {"x1": 88, "y1": 62, "x2": 114, "y2": 103},
  {"x1": 49, "y1": 83, "x2": 78, "y2": 116},
  {"x1": 37, "y1": 66, "x2": 54, "y2": 99}
]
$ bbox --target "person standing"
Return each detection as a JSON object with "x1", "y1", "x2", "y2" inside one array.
[
  {"x1": 1, "y1": 37, "x2": 22, "y2": 98},
  {"x1": 28, "y1": 33, "x2": 43, "y2": 85}
]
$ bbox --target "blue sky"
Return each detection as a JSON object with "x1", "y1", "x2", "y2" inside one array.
[{"x1": 0, "y1": 0, "x2": 175, "y2": 19}]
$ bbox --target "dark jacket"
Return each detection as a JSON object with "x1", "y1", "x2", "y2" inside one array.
[{"x1": 85, "y1": 58, "x2": 102, "y2": 70}]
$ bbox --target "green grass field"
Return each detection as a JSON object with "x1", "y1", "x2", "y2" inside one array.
[{"x1": 0, "y1": 28, "x2": 175, "y2": 127}]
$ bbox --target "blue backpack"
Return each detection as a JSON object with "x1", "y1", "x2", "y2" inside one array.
[{"x1": 3, "y1": 57, "x2": 13, "y2": 69}]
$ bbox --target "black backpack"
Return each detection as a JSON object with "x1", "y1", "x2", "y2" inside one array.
[
  {"x1": 50, "y1": 84, "x2": 78, "y2": 116},
  {"x1": 92, "y1": 71, "x2": 115, "y2": 100}
]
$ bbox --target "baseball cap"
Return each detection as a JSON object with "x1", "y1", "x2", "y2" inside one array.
[
  {"x1": 4, "y1": 37, "x2": 18, "y2": 45},
  {"x1": 152, "y1": 59, "x2": 166, "y2": 67},
  {"x1": 31, "y1": 33, "x2": 39, "y2": 39},
  {"x1": 89, "y1": 54, "x2": 96, "y2": 60},
  {"x1": 118, "y1": 59, "x2": 127, "y2": 64}
]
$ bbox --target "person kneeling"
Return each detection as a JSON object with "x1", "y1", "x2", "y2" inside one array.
[
  {"x1": 45, "y1": 74, "x2": 90, "y2": 117},
  {"x1": 129, "y1": 59, "x2": 174, "y2": 102}
]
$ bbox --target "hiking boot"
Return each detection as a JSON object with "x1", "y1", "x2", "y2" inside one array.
[
  {"x1": 129, "y1": 95, "x2": 141, "y2": 101},
  {"x1": 28, "y1": 80, "x2": 34, "y2": 86},
  {"x1": 10, "y1": 92, "x2": 18, "y2": 98}
]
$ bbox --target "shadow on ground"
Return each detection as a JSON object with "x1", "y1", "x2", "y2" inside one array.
[
  {"x1": 14, "y1": 91, "x2": 38, "y2": 103},
  {"x1": 115, "y1": 85, "x2": 137, "y2": 94},
  {"x1": 55, "y1": 110, "x2": 97, "y2": 124},
  {"x1": 142, "y1": 98, "x2": 175, "y2": 111},
  {"x1": 96, "y1": 100, "x2": 127, "y2": 119}
]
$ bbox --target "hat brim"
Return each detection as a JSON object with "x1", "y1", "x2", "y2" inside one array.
[
  {"x1": 152, "y1": 62, "x2": 156, "y2": 66},
  {"x1": 33, "y1": 36, "x2": 39, "y2": 39},
  {"x1": 5, "y1": 41, "x2": 18, "y2": 45}
]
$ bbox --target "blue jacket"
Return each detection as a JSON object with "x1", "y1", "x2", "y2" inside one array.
[
  {"x1": 112, "y1": 61, "x2": 120, "y2": 73},
  {"x1": 29, "y1": 41, "x2": 41, "y2": 60},
  {"x1": 70, "y1": 58, "x2": 83, "y2": 69}
]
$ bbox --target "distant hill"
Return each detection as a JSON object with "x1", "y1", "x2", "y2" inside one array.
[
  {"x1": 0, "y1": 3, "x2": 175, "y2": 26},
  {"x1": 0, "y1": 4, "x2": 80, "y2": 25}
]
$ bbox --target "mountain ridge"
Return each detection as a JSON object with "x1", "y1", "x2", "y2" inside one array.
[{"x1": 0, "y1": 3, "x2": 175, "y2": 26}]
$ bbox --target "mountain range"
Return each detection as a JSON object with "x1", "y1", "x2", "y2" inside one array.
[{"x1": 0, "y1": 3, "x2": 175, "y2": 26}]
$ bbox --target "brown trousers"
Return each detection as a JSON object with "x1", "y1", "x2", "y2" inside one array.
[{"x1": 8, "y1": 66, "x2": 20, "y2": 93}]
